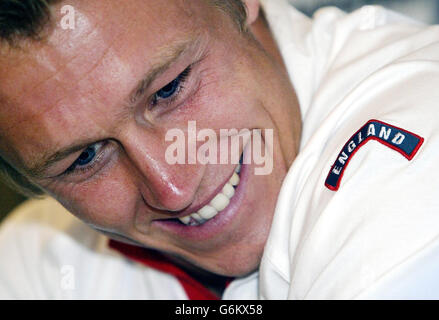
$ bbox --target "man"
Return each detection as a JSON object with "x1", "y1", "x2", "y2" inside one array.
[{"x1": 0, "y1": 0, "x2": 438, "y2": 299}]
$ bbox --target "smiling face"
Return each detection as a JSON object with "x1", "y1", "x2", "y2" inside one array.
[{"x1": 0, "y1": 0, "x2": 301, "y2": 276}]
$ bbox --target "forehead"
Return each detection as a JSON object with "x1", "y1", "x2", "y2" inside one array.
[{"x1": 0, "y1": 0, "x2": 215, "y2": 168}]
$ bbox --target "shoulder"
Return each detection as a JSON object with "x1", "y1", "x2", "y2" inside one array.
[
  {"x1": 262, "y1": 0, "x2": 439, "y2": 123},
  {"x1": 0, "y1": 198, "x2": 102, "y2": 298},
  {"x1": 264, "y1": 112, "x2": 439, "y2": 299},
  {"x1": 0, "y1": 198, "x2": 186, "y2": 299},
  {"x1": 0, "y1": 197, "x2": 102, "y2": 258},
  {"x1": 0, "y1": 197, "x2": 95, "y2": 254},
  {"x1": 261, "y1": 10, "x2": 439, "y2": 298},
  {"x1": 301, "y1": 9, "x2": 439, "y2": 144}
]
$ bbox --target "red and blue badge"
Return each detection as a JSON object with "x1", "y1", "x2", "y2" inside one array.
[{"x1": 325, "y1": 120, "x2": 424, "y2": 191}]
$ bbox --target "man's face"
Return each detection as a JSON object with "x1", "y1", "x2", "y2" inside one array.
[{"x1": 0, "y1": 0, "x2": 300, "y2": 276}]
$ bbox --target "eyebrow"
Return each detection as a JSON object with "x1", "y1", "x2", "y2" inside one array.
[
  {"x1": 26, "y1": 140, "x2": 95, "y2": 178},
  {"x1": 26, "y1": 37, "x2": 199, "y2": 178},
  {"x1": 128, "y1": 38, "x2": 196, "y2": 105}
]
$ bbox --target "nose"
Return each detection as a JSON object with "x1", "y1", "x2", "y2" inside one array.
[{"x1": 121, "y1": 127, "x2": 201, "y2": 212}]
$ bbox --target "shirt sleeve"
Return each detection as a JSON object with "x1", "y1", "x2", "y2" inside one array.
[{"x1": 288, "y1": 41, "x2": 439, "y2": 299}]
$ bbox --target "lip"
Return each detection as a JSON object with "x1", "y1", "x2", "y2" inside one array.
[{"x1": 152, "y1": 159, "x2": 249, "y2": 241}]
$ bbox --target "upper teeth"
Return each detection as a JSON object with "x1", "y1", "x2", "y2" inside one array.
[{"x1": 178, "y1": 164, "x2": 241, "y2": 226}]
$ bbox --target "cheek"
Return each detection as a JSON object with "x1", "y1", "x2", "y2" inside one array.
[{"x1": 51, "y1": 165, "x2": 140, "y2": 231}]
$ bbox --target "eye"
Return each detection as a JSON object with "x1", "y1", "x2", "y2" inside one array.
[
  {"x1": 59, "y1": 141, "x2": 115, "y2": 182},
  {"x1": 152, "y1": 66, "x2": 192, "y2": 105},
  {"x1": 155, "y1": 78, "x2": 180, "y2": 100},
  {"x1": 66, "y1": 143, "x2": 101, "y2": 173},
  {"x1": 76, "y1": 147, "x2": 96, "y2": 166}
]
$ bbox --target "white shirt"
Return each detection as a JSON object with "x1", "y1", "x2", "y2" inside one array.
[
  {"x1": 1, "y1": 0, "x2": 439, "y2": 299},
  {"x1": 259, "y1": 0, "x2": 439, "y2": 299},
  {"x1": 0, "y1": 197, "x2": 258, "y2": 299}
]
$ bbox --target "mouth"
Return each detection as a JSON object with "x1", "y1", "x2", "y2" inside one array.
[
  {"x1": 178, "y1": 156, "x2": 242, "y2": 226},
  {"x1": 152, "y1": 153, "x2": 248, "y2": 240}
]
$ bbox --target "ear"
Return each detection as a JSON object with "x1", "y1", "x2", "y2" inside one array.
[{"x1": 242, "y1": 0, "x2": 260, "y2": 26}]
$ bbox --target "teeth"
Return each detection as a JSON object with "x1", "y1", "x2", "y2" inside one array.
[
  {"x1": 229, "y1": 172, "x2": 240, "y2": 186},
  {"x1": 222, "y1": 183, "x2": 235, "y2": 199},
  {"x1": 210, "y1": 193, "x2": 230, "y2": 212},
  {"x1": 198, "y1": 205, "x2": 218, "y2": 220},
  {"x1": 179, "y1": 216, "x2": 191, "y2": 225},
  {"x1": 178, "y1": 169, "x2": 242, "y2": 226},
  {"x1": 191, "y1": 213, "x2": 205, "y2": 223}
]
